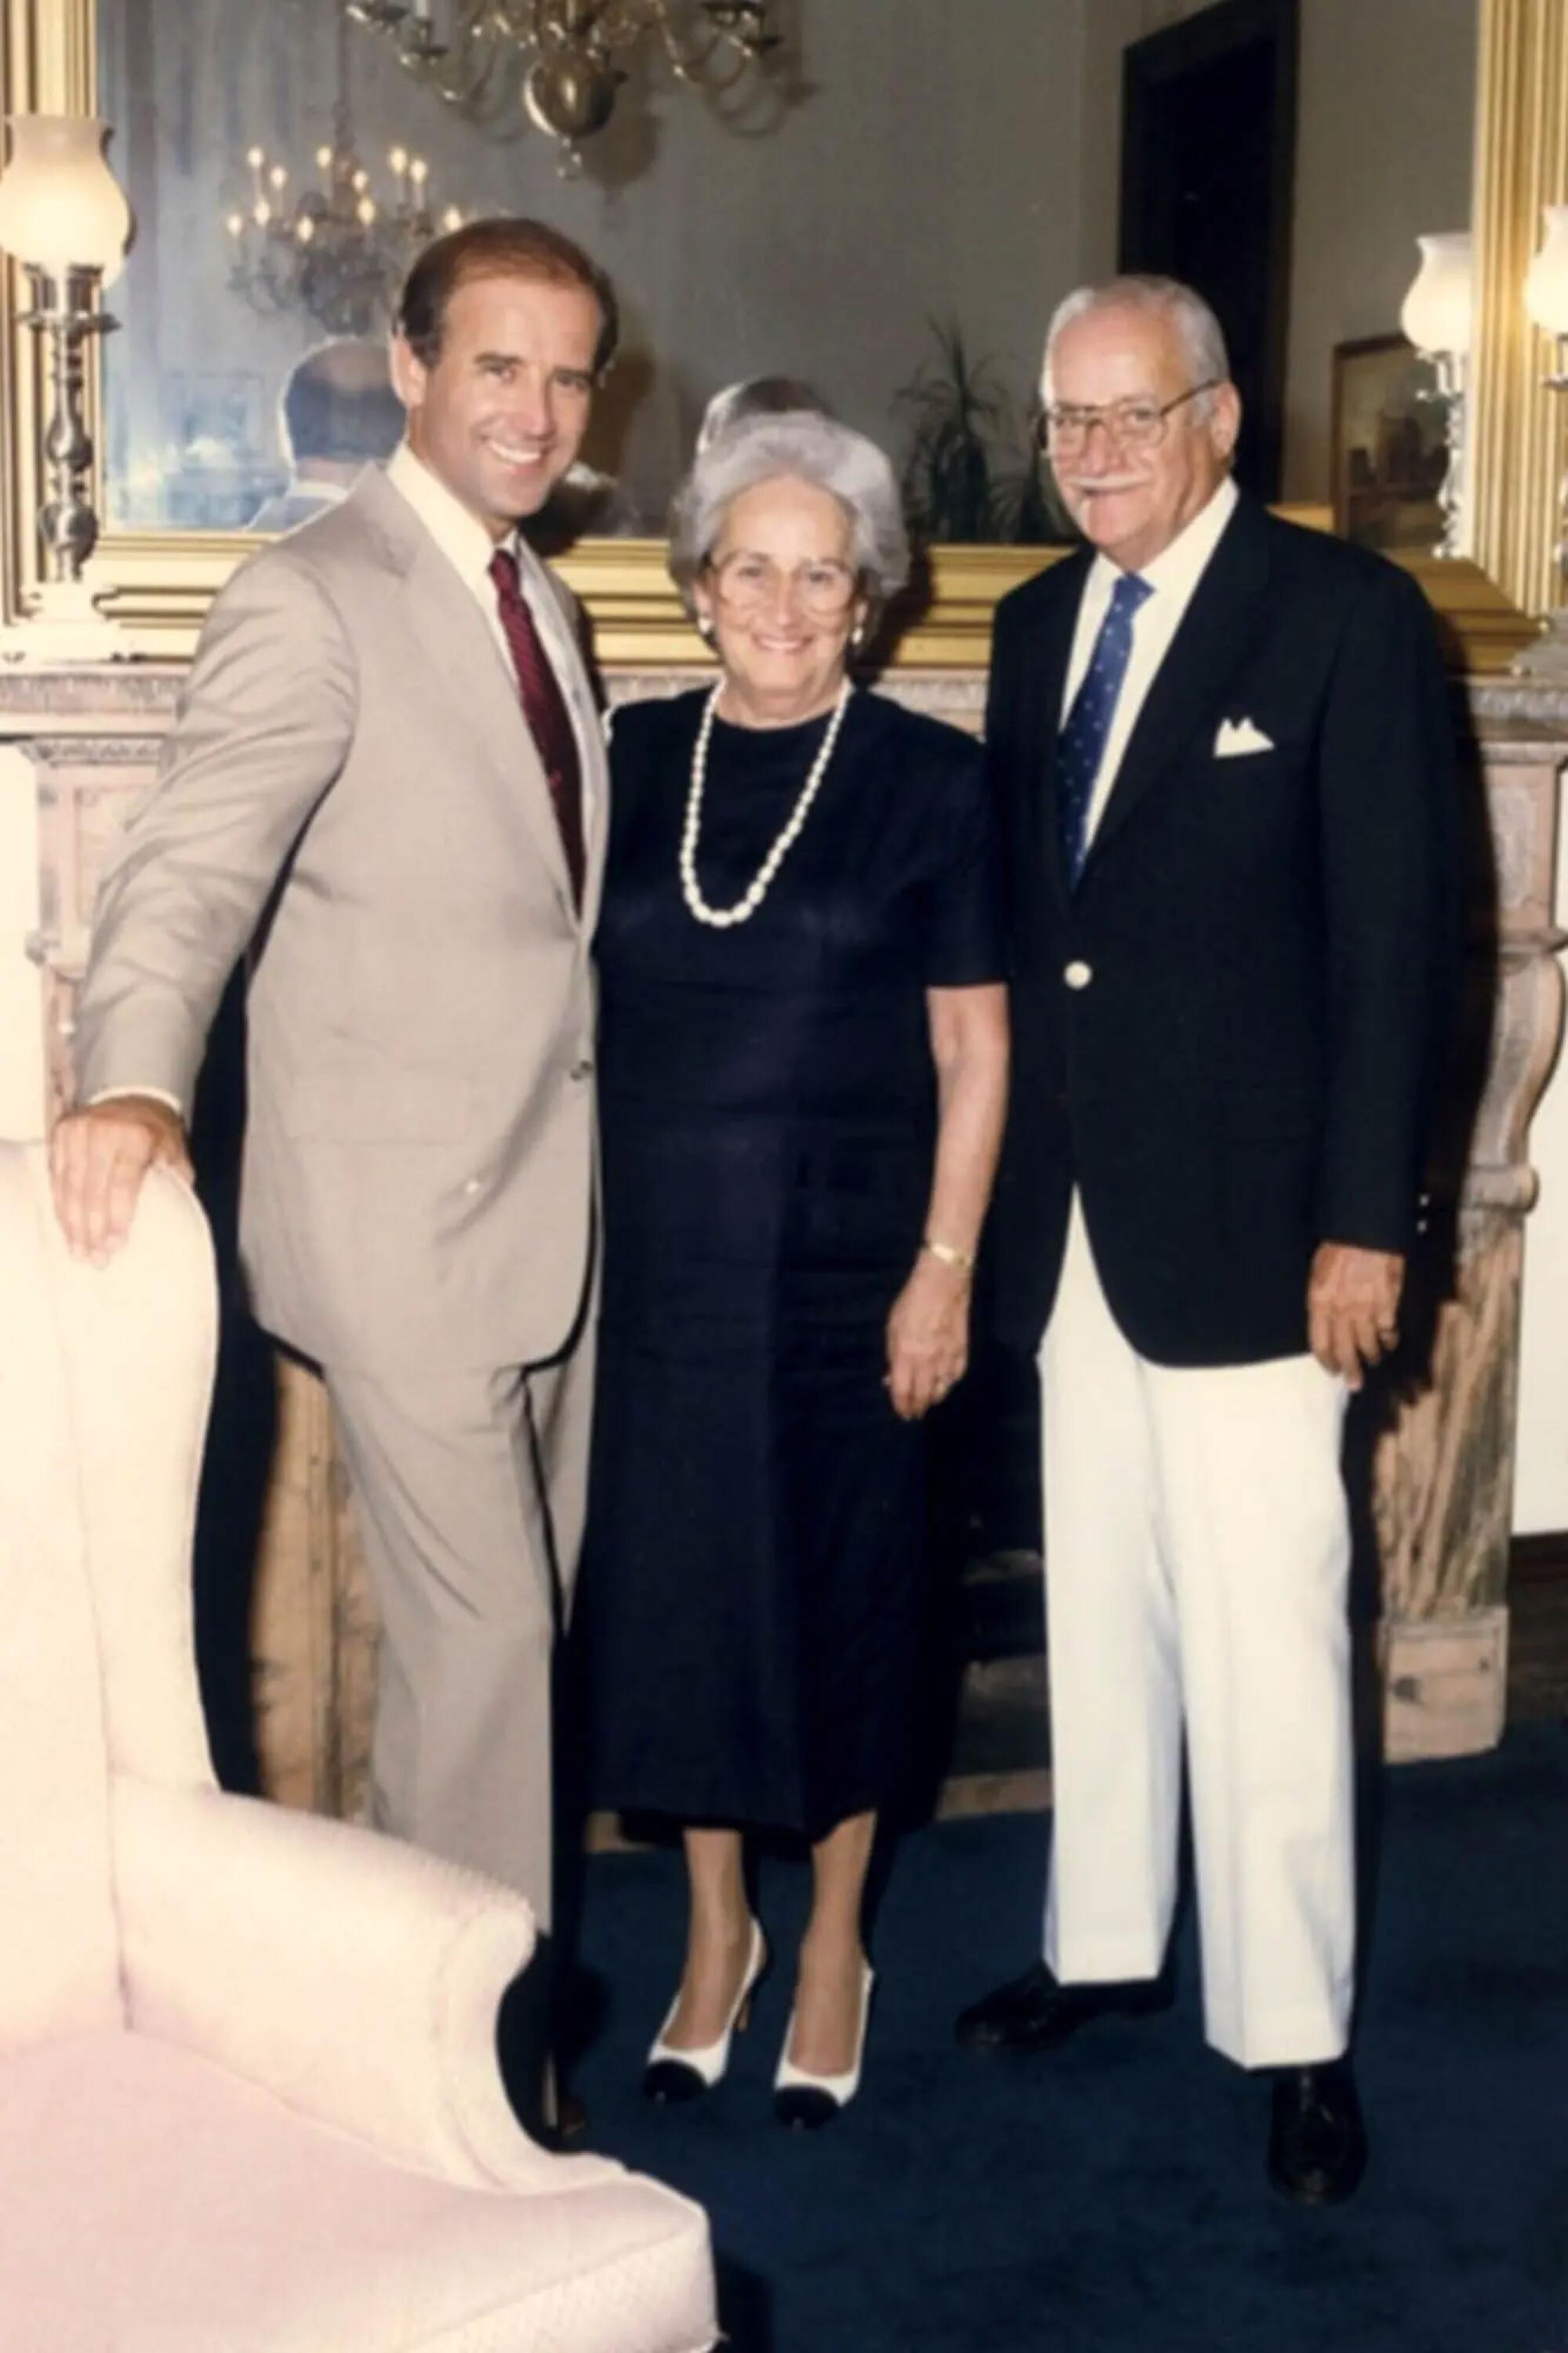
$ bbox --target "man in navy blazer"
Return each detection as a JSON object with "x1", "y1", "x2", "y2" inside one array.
[{"x1": 956, "y1": 274, "x2": 1457, "y2": 2204}]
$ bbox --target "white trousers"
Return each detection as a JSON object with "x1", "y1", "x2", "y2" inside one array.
[{"x1": 1040, "y1": 1194, "x2": 1355, "y2": 2070}]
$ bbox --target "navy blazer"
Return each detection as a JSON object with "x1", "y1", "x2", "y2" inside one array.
[{"x1": 983, "y1": 492, "x2": 1461, "y2": 1368}]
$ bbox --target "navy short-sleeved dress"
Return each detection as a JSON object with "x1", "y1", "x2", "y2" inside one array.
[{"x1": 579, "y1": 685, "x2": 1004, "y2": 1839}]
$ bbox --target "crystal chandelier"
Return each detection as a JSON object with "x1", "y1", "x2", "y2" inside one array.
[
  {"x1": 223, "y1": 2, "x2": 465, "y2": 337},
  {"x1": 345, "y1": 1, "x2": 780, "y2": 176}
]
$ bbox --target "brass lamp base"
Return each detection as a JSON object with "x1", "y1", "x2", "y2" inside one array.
[{"x1": 3, "y1": 263, "x2": 132, "y2": 665}]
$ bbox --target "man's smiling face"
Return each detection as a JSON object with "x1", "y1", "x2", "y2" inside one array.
[
  {"x1": 1045, "y1": 300, "x2": 1239, "y2": 573},
  {"x1": 392, "y1": 270, "x2": 602, "y2": 539}
]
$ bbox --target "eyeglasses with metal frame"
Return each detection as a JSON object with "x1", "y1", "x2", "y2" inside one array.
[
  {"x1": 706, "y1": 552, "x2": 860, "y2": 618},
  {"x1": 1035, "y1": 378, "x2": 1222, "y2": 457}
]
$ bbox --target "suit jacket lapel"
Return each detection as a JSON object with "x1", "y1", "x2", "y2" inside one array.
[
  {"x1": 352, "y1": 469, "x2": 580, "y2": 921},
  {"x1": 1022, "y1": 550, "x2": 1091, "y2": 909},
  {"x1": 1081, "y1": 494, "x2": 1272, "y2": 878}
]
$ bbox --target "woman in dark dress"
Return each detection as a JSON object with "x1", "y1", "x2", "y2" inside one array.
[{"x1": 581, "y1": 412, "x2": 1009, "y2": 2126}]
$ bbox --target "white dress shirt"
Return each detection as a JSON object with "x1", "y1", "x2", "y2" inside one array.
[
  {"x1": 385, "y1": 441, "x2": 597, "y2": 821},
  {"x1": 1062, "y1": 473, "x2": 1239, "y2": 848}
]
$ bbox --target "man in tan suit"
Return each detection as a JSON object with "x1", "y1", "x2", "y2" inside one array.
[{"x1": 50, "y1": 220, "x2": 614, "y2": 2108}]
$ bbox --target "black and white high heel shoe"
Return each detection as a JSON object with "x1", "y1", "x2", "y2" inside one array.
[
  {"x1": 643, "y1": 1919, "x2": 768, "y2": 2104},
  {"x1": 772, "y1": 1959, "x2": 875, "y2": 2130}
]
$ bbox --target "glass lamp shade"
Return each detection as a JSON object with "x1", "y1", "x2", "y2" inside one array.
[
  {"x1": 1524, "y1": 205, "x2": 1568, "y2": 339},
  {"x1": 0, "y1": 115, "x2": 131, "y2": 285},
  {"x1": 1399, "y1": 231, "x2": 1473, "y2": 357}
]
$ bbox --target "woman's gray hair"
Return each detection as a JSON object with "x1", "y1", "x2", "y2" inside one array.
[
  {"x1": 1041, "y1": 274, "x2": 1230, "y2": 411},
  {"x1": 668, "y1": 411, "x2": 910, "y2": 617}
]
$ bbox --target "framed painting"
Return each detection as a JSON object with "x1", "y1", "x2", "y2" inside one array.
[{"x1": 1330, "y1": 332, "x2": 1447, "y2": 557}]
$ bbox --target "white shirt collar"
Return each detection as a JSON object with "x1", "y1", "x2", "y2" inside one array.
[
  {"x1": 1086, "y1": 472, "x2": 1240, "y2": 608},
  {"x1": 386, "y1": 440, "x2": 514, "y2": 590},
  {"x1": 291, "y1": 474, "x2": 351, "y2": 507}
]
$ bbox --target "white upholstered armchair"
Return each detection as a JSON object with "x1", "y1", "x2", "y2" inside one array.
[{"x1": 0, "y1": 1141, "x2": 716, "y2": 2352}]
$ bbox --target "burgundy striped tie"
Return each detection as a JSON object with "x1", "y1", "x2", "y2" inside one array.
[{"x1": 488, "y1": 546, "x2": 586, "y2": 908}]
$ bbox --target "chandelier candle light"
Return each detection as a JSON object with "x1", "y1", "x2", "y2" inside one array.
[
  {"x1": 1399, "y1": 230, "x2": 1473, "y2": 562},
  {"x1": 347, "y1": 0, "x2": 779, "y2": 176},
  {"x1": 225, "y1": 2, "x2": 463, "y2": 336},
  {"x1": 0, "y1": 114, "x2": 132, "y2": 659}
]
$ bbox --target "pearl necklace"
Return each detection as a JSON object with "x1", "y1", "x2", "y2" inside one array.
[{"x1": 680, "y1": 680, "x2": 852, "y2": 929}]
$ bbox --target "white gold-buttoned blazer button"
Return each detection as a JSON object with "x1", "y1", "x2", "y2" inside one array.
[{"x1": 1063, "y1": 960, "x2": 1093, "y2": 989}]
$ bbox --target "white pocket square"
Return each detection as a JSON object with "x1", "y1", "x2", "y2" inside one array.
[{"x1": 1214, "y1": 717, "x2": 1275, "y2": 757}]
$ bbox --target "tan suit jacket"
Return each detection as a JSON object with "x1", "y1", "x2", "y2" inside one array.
[{"x1": 74, "y1": 463, "x2": 608, "y2": 1376}]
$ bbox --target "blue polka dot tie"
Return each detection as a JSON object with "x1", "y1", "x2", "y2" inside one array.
[{"x1": 1056, "y1": 570, "x2": 1152, "y2": 887}]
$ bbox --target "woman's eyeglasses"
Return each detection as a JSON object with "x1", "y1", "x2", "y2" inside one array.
[{"x1": 706, "y1": 553, "x2": 859, "y2": 618}]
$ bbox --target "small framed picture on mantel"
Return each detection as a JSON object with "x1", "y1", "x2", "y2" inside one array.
[{"x1": 1330, "y1": 333, "x2": 1447, "y2": 554}]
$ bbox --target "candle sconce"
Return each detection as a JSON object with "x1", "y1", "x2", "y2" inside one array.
[
  {"x1": 0, "y1": 114, "x2": 132, "y2": 661},
  {"x1": 1399, "y1": 231, "x2": 1474, "y2": 564}
]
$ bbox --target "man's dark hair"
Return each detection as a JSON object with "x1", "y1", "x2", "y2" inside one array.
[
  {"x1": 397, "y1": 216, "x2": 619, "y2": 377},
  {"x1": 281, "y1": 340, "x2": 405, "y2": 467}
]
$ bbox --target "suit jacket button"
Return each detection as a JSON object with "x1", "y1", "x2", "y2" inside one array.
[
  {"x1": 463, "y1": 1177, "x2": 484, "y2": 1197},
  {"x1": 570, "y1": 1055, "x2": 594, "y2": 1080},
  {"x1": 1063, "y1": 960, "x2": 1093, "y2": 990}
]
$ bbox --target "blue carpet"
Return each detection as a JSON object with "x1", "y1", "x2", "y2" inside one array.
[{"x1": 572, "y1": 1722, "x2": 1568, "y2": 2352}]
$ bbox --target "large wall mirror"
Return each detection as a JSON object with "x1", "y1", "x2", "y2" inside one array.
[{"x1": 0, "y1": 0, "x2": 1541, "y2": 664}]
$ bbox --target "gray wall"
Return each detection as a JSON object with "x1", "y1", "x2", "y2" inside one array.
[
  {"x1": 1077, "y1": 0, "x2": 1207, "y2": 282},
  {"x1": 103, "y1": 0, "x2": 1091, "y2": 528},
  {"x1": 1284, "y1": 0, "x2": 1477, "y2": 499},
  {"x1": 535, "y1": 0, "x2": 1087, "y2": 521},
  {"x1": 1076, "y1": 0, "x2": 1478, "y2": 502},
  {"x1": 103, "y1": 0, "x2": 1478, "y2": 524}
]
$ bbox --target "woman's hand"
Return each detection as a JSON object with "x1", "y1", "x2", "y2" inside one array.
[{"x1": 885, "y1": 1251, "x2": 971, "y2": 1421}]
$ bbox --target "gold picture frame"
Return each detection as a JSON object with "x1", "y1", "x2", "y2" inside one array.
[
  {"x1": 0, "y1": 0, "x2": 1542, "y2": 674},
  {"x1": 1330, "y1": 332, "x2": 1447, "y2": 556}
]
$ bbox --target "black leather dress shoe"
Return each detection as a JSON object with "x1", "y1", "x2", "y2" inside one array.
[
  {"x1": 954, "y1": 1960, "x2": 1167, "y2": 2053},
  {"x1": 1267, "y1": 2061, "x2": 1367, "y2": 2205}
]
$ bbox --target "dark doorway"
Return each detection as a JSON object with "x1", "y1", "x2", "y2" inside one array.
[{"x1": 1120, "y1": 0, "x2": 1299, "y2": 501}]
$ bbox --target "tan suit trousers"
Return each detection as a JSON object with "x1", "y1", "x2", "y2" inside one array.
[{"x1": 326, "y1": 1316, "x2": 594, "y2": 1931}]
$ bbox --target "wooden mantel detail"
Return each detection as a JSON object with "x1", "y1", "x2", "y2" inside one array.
[{"x1": 1374, "y1": 693, "x2": 1566, "y2": 1757}]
